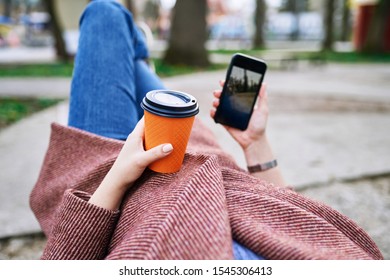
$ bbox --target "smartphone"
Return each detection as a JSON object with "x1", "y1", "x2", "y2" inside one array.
[{"x1": 214, "y1": 53, "x2": 267, "y2": 130}]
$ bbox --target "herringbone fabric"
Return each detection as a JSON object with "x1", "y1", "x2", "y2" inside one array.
[{"x1": 30, "y1": 120, "x2": 383, "y2": 260}]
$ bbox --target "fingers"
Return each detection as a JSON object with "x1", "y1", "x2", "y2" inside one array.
[
  {"x1": 210, "y1": 81, "x2": 224, "y2": 119},
  {"x1": 212, "y1": 98, "x2": 220, "y2": 108},
  {"x1": 212, "y1": 83, "x2": 223, "y2": 105},
  {"x1": 128, "y1": 117, "x2": 145, "y2": 140},
  {"x1": 258, "y1": 83, "x2": 268, "y2": 111},
  {"x1": 254, "y1": 83, "x2": 268, "y2": 111},
  {"x1": 260, "y1": 83, "x2": 267, "y2": 99},
  {"x1": 140, "y1": 143, "x2": 173, "y2": 168},
  {"x1": 212, "y1": 90, "x2": 221, "y2": 108},
  {"x1": 210, "y1": 107, "x2": 216, "y2": 119},
  {"x1": 210, "y1": 89, "x2": 222, "y2": 119},
  {"x1": 124, "y1": 117, "x2": 173, "y2": 168}
]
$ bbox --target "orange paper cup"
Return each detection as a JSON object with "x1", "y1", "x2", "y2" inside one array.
[
  {"x1": 141, "y1": 90, "x2": 199, "y2": 173},
  {"x1": 144, "y1": 111, "x2": 195, "y2": 173}
]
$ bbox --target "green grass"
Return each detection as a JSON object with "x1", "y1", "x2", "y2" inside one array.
[
  {"x1": 0, "y1": 58, "x2": 227, "y2": 78},
  {"x1": 209, "y1": 48, "x2": 263, "y2": 55},
  {"x1": 0, "y1": 62, "x2": 74, "y2": 77},
  {"x1": 0, "y1": 97, "x2": 63, "y2": 130},
  {"x1": 294, "y1": 51, "x2": 390, "y2": 63},
  {"x1": 153, "y1": 58, "x2": 226, "y2": 77},
  {"x1": 211, "y1": 49, "x2": 390, "y2": 63},
  {"x1": 0, "y1": 50, "x2": 388, "y2": 78}
]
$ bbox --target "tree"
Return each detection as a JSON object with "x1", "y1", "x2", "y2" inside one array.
[
  {"x1": 281, "y1": 0, "x2": 308, "y2": 12},
  {"x1": 281, "y1": 0, "x2": 308, "y2": 40},
  {"x1": 253, "y1": 0, "x2": 266, "y2": 49},
  {"x1": 43, "y1": 0, "x2": 70, "y2": 61},
  {"x1": 124, "y1": 0, "x2": 137, "y2": 19},
  {"x1": 163, "y1": 0, "x2": 209, "y2": 67},
  {"x1": 4, "y1": 0, "x2": 12, "y2": 18},
  {"x1": 322, "y1": 0, "x2": 336, "y2": 51},
  {"x1": 361, "y1": 0, "x2": 390, "y2": 53},
  {"x1": 340, "y1": 0, "x2": 351, "y2": 41},
  {"x1": 143, "y1": 0, "x2": 160, "y2": 31}
]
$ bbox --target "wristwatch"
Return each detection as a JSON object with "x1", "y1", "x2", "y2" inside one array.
[{"x1": 247, "y1": 159, "x2": 278, "y2": 173}]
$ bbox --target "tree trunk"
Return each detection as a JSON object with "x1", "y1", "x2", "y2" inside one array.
[
  {"x1": 361, "y1": 0, "x2": 390, "y2": 53},
  {"x1": 43, "y1": 0, "x2": 70, "y2": 62},
  {"x1": 340, "y1": 0, "x2": 351, "y2": 41},
  {"x1": 4, "y1": 0, "x2": 12, "y2": 18},
  {"x1": 253, "y1": 0, "x2": 266, "y2": 49},
  {"x1": 124, "y1": 0, "x2": 137, "y2": 19},
  {"x1": 322, "y1": 0, "x2": 336, "y2": 51},
  {"x1": 288, "y1": 0, "x2": 300, "y2": 41},
  {"x1": 163, "y1": 0, "x2": 209, "y2": 67}
]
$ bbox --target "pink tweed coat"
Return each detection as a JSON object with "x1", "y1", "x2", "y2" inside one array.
[{"x1": 30, "y1": 119, "x2": 383, "y2": 260}]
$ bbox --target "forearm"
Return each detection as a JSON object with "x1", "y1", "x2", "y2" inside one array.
[
  {"x1": 244, "y1": 135, "x2": 286, "y2": 186},
  {"x1": 89, "y1": 166, "x2": 130, "y2": 211},
  {"x1": 88, "y1": 118, "x2": 173, "y2": 211}
]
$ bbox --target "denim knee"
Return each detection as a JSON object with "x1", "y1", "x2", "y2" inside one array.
[
  {"x1": 80, "y1": 0, "x2": 148, "y2": 59},
  {"x1": 80, "y1": 0, "x2": 131, "y2": 29}
]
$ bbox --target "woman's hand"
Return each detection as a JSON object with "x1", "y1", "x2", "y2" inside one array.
[
  {"x1": 111, "y1": 117, "x2": 173, "y2": 187},
  {"x1": 89, "y1": 117, "x2": 173, "y2": 210},
  {"x1": 210, "y1": 81, "x2": 285, "y2": 185},
  {"x1": 210, "y1": 81, "x2": 269, "y2": 151}
]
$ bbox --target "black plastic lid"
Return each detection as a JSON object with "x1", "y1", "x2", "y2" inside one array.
[{"x1": 141, "y1": 90, "x2": 199, "y2": 118}]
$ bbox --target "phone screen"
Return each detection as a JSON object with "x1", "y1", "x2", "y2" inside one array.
[{"x1": 216, "y1": 65, "x2": 263, "y2": 130}]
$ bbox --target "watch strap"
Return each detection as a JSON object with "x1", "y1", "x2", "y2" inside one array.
[{"x1": 247, "y1": 159, "x2": 278, "y2": 173}]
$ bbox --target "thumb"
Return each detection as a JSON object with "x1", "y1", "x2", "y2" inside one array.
[
  {"x1": 140, "y1": 143, "x2": 173, "y2": 167},
  {"x1": 255, "y1": 83, "x2": 267, "y2": 111}
]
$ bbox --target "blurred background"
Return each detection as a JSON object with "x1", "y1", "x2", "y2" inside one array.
[
  {"x1": 0, "y1": 0, "x2": 389, "y2": 259},
  {"x1": 0, "y1": 0, "x2": 389, "y2": 65}
]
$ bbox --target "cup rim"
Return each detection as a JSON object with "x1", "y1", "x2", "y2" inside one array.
[{"x1": 141, "y1": 90, "x2": 199, "y2": 118}]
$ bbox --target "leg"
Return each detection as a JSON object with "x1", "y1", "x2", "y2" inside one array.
[
  {"x1": 133, "y1": 59, "x2": 166, "y2": 119},
  {"x1": 68, "y1": 0, "x2": 163, "y2": 140}
]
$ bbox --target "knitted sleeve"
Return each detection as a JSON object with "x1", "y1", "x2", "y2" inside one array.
[{"x1": 41, "y1": 189, "x2": 120, "y2": 260}]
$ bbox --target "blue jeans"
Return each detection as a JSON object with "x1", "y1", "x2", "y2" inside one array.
[
  {"x1": 68, "y1": 0, "x2": 165, "y2": 140},
  {"x1": 68, "y1": 0, "x2": 263, "y2": 260}
]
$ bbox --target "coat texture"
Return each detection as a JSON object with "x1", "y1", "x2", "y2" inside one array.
[{"x1": 30, "y1": 120, "x2": 383, "y2": 260}]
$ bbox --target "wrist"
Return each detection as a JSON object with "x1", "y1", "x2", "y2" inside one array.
[
  {"x1": 89, "y1": 167, "x2": 131, "y2": 211},
  {"x1": 243, "y1": 135, "x2": 275, "y2": 167},
  {"x1": 101, "y1": 164, "x2": 131, "y2": 193},
  {"x1": 247, "y1": 159, "x2": 278, "y2": 173}
]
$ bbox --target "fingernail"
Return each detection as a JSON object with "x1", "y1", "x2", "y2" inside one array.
[{"x1": 162, "y1": 144, "x2": 173, "y2": 153}]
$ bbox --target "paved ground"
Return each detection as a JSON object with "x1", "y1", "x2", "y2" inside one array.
[{"x1": 0, "y1": 61, "x2": 389, "y2": 259}]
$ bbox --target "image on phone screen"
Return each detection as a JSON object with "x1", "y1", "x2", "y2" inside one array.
[{"x1": 217, "y1": 65, "x2": 263, "y2": 130}]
